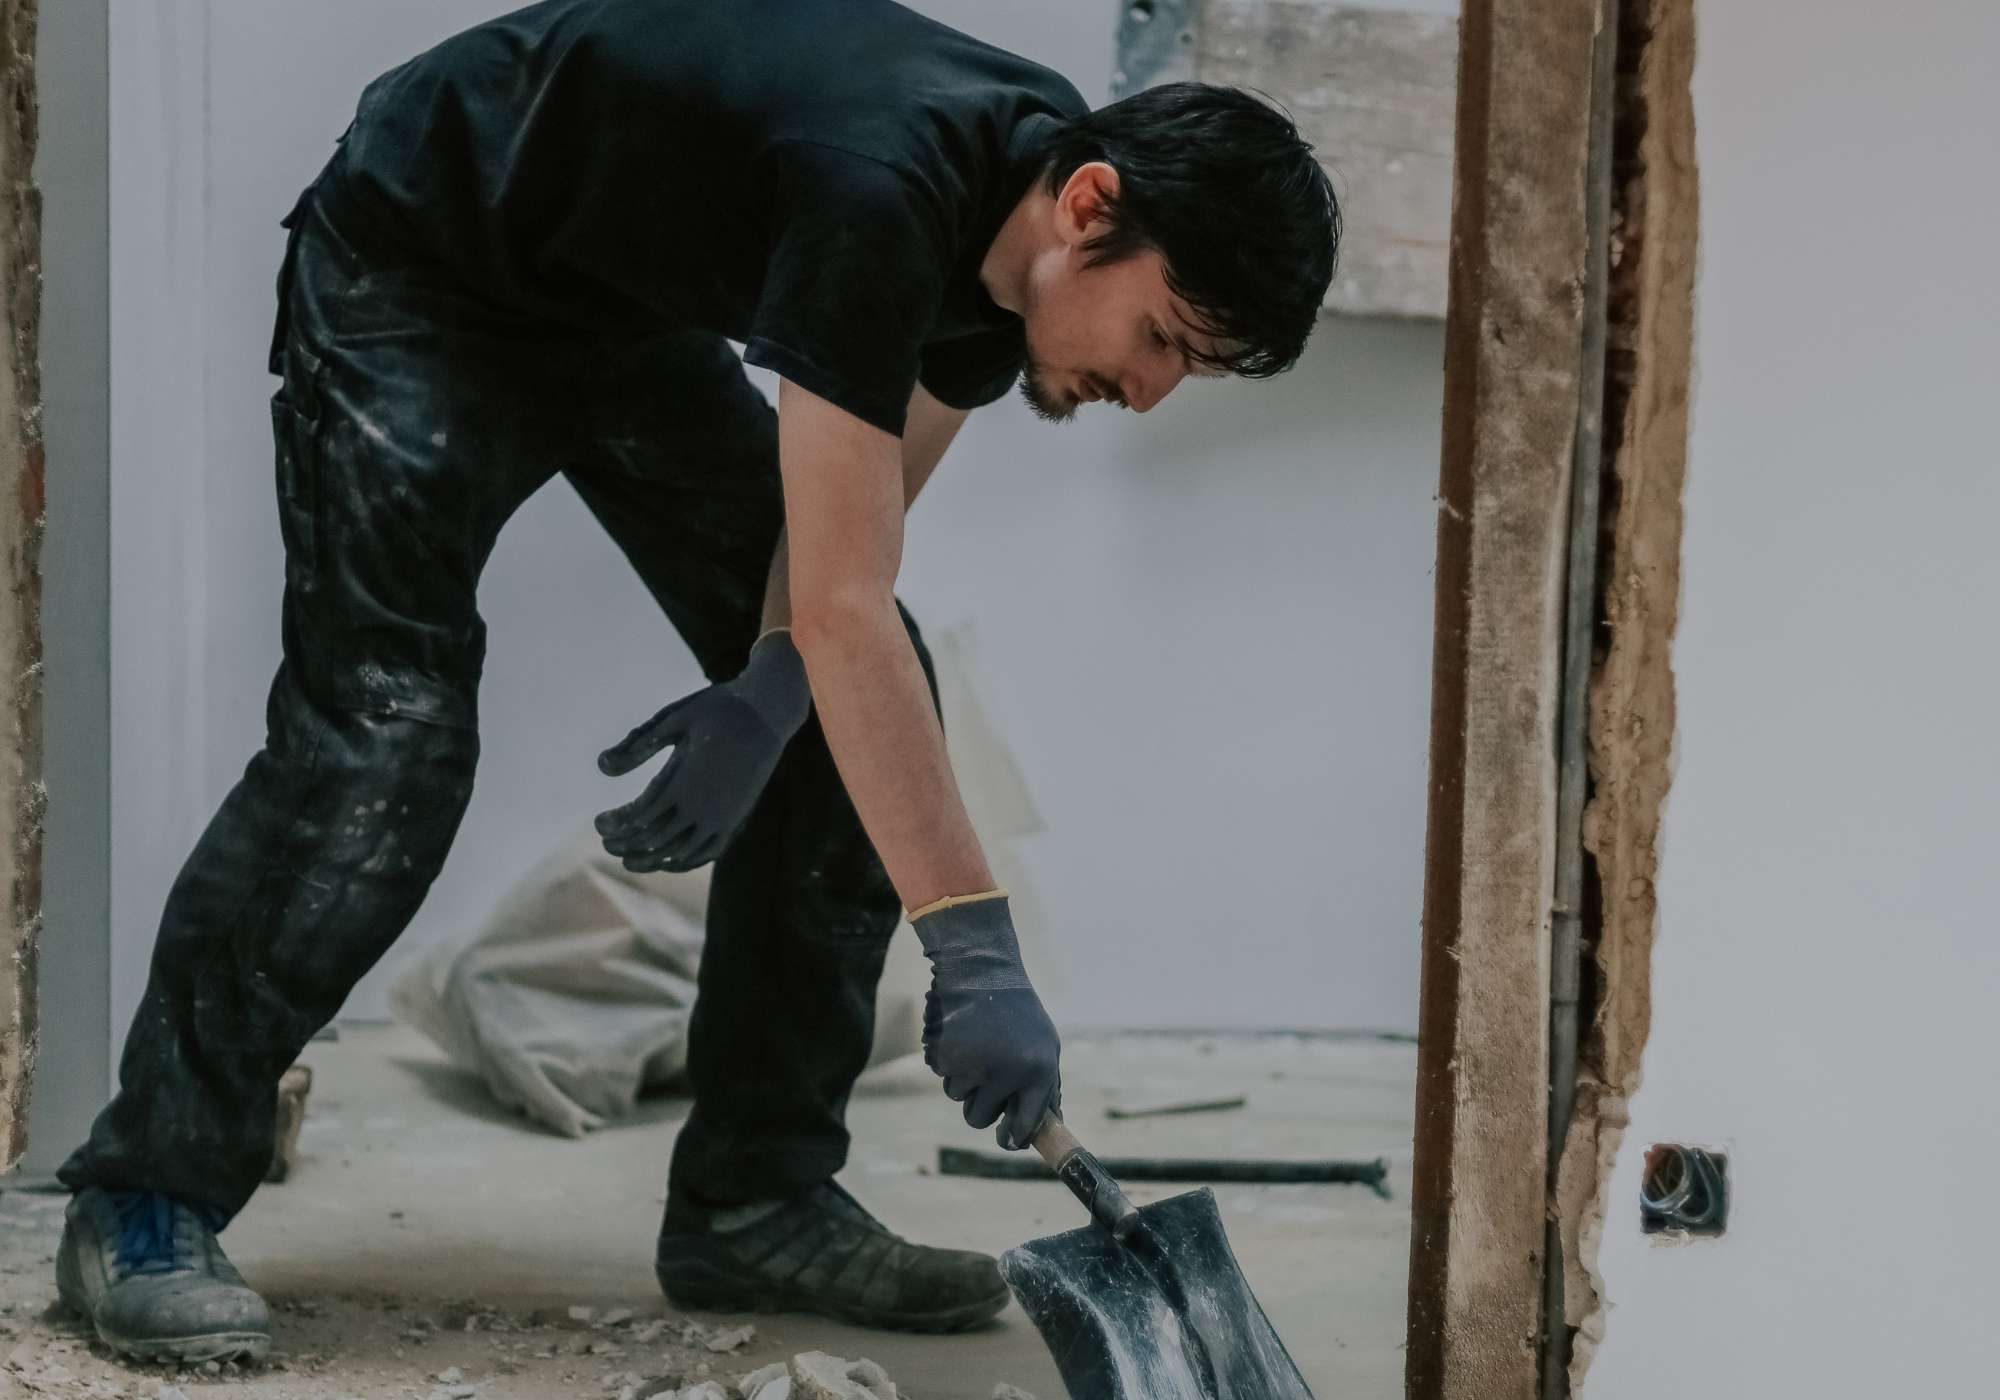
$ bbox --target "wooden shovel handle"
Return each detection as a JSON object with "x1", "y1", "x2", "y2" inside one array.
[{"x1": 1031, "y1": 1110, "x2": 1142, "y2": 1242}]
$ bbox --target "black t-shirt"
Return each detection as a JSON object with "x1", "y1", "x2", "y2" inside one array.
[{"x1": 328, "y1": 0, "x2": 1086, "y2": 436}]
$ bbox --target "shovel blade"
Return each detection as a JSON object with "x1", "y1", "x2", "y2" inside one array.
[{"x1": 998, "y1": 1187, "x2": 1314, "y2": 1400}]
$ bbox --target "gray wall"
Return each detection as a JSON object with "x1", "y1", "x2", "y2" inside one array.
[
  {"x1": 97, "y1": 0, "x2": 1443, "y2": 1074},
  {"x1": 27, "y1": 0, "x2": 112, "y2": 1173},
  {"x1": 1587, "y1": 0, "x2": 2000, "y2": 1391}
]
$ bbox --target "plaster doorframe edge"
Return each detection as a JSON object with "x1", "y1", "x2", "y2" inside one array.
[
  {"x1": 0, "y1": 0, "x2": 43, "y2": 1171},
  {"x1": 1561, "y1": 0, "x2": 1697, "y2": 1389},
  {"x1": 1403, "y1": 0, "x2": 1696, "y2": 1396}
]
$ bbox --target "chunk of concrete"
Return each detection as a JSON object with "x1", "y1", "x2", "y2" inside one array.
[
  {"x1": 848, "y1": 1361, "x2": 893, "y2": 1398},
  {"x1": 705, "y1": 1325, "x2": 755, "y2": 1354},
  {"x1": 786, "y1": 1353, "x2": 895, "y2": 1400},
  {"x1": 735, "y1": 1364, "x2": 788, "y2": 1400},
  {"x1": 992, "y1": 1388, "x2": 1038, "y2": 1400}
]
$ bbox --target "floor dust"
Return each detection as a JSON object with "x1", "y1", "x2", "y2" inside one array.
[{"x1": 0, "y1": 1027, "x2": 1415, "y2": 1400}]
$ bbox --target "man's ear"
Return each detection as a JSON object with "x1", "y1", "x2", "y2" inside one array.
[{"x1": 1052, "y1": 162, "x2": 1121, "y2": 248}]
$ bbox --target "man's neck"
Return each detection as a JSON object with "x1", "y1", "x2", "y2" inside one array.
[{"x1": 981, "y1": 189, "x2": 1056, "y2": 317}]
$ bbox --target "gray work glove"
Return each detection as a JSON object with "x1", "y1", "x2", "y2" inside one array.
[
  {"x1": 595, "y1": 631, "x2": 811, "y2": 872},
  {"x1": 915, "y1": 893, "x2": 1062, "y2": 1151}
]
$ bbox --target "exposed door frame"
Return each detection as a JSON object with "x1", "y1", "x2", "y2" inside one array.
[{"x1": 1405, "y1": 0, "x2": 1697, "y2": 1395}]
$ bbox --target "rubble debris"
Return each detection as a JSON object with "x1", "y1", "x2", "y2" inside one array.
[
  {"x1": 704, "y1": 1325, "x2": 755, "y2": 1354},
  {"x1": 265, "y1": 1063, "x2": 314, "y2": 1183},
  {"x1": 991, "y1": 1387, "x2": 1038, "y2": 1400},
  {"x1": 632, "y1": 1321, "x2": 668, "y2": 1345},
  {"x1": 438, "y1": 1368, "x2": 464, "y2": 1384},
  {"x1": 569, "y1": 1307, "x2": 598, "y2": 1324},
  {"x1": 598, "y1": 1307, "x2": 636, "y2": 1329},
  {"x1": 736, "y1": 1362, "x2": 789, "y2": 1400},
  {"x1": 787, "y1": 1353, "x2": 896, "y2": 1400}
]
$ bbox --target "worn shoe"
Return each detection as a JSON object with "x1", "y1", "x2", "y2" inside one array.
[
  {"x1": 656, "y1": 1180, "x2": 1010, "y2": 1333},
  {"x1": 56, "y1": 1188, "x2": 271, "y2": 1362}
]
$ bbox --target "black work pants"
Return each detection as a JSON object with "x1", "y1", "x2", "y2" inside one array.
[{"x1": 57, "y1": 182, "x2": 930, "y2": 1221}]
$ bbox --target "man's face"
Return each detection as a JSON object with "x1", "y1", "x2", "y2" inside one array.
[{"x1": 1016, "y1": 247, "x2": 1225, "y2": 423}]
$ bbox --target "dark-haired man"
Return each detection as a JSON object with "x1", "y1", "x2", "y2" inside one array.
[{"x1": 55, "y1": 0, "x2": 1337, "y2": 1359}]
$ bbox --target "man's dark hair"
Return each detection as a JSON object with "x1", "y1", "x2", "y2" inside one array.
[{"x1": 1042, "y1": 82, "x2": 1339, "y2": 378}]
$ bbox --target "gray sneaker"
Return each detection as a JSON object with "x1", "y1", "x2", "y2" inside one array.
[{"x1": 55, "y1": 1188, "x2": 271, "y2": 1362}]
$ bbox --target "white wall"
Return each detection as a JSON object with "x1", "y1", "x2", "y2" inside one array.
[
  {"x1": 107, "y1": 0, "x2": 1442, "y2": 1058},
  {"x1": 1586, "y1": 1, "x2": 2000, "y2": 1393}
]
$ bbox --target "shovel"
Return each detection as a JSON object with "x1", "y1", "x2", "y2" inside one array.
[{"x1": 997, "y1": 1113, "x2": 1316, "y2": 1400}]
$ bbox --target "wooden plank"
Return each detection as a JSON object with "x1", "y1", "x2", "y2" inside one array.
[{"x1": 1406, "y1": 0, "x2": 1601, "y2": 1395}]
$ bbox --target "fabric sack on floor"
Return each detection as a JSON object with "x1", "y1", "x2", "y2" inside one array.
[
  {"x1": 389, "y1": 622, "x2": 1052, "y2": 1138},
  {"x1": 390, "y1": 835, "x2": 710, "y2": 1137}
]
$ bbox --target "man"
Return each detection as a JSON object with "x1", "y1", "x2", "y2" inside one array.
[{"x1": 53, "y1": 0, "x2": 1337, "y2": 1360}]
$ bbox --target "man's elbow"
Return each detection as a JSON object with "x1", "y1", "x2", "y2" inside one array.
[{"x1": 790, "y1": 584, "x2": 895, "y2": 665}]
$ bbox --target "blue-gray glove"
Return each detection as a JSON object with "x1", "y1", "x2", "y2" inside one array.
[
  {"x1": 596, "y1": 631, "x2": 811, "y2": 872},
  {"x1": 915, "y1": 893, "x2": 1062, "y2": 1150}
]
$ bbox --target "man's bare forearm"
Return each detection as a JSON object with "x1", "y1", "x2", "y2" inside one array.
[
  {"x1": 804, "y1": 588, "x2": 992, "y2": 906},
  {"x1": 777, "y1": 380, "x2": 989, "y2": 910},
  {"x1": 758, "y1": 386, "x2": 965, "y2": 637}
]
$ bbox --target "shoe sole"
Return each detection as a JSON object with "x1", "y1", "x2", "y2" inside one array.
[
  {"x1": 89, "y1": 1327, "x2": 270, "y2": 1365},
  {"x1": 658, "y1": 1258, "x2": 1010, "y2": 1335}
]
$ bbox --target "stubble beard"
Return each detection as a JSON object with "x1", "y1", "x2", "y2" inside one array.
[{"x1": 1018, "y1": 345, "x2": 1078, "y2": 424}]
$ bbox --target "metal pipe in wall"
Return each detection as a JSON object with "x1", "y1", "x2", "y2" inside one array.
[{"x1": 1541, "y1": 0, "x2": 1622, "y2": 1393}]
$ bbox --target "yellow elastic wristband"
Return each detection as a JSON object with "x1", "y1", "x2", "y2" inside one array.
[{"x1": 906, "y1": 888, "x2": 1009, "y2": 922}]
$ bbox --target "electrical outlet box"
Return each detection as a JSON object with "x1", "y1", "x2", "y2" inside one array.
[{"x1": 1640, "y1": 1144, "x2": 1728, "y2": 1237}]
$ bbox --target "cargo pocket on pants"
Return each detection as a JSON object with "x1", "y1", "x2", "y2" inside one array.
[{"x1": 272, "y1": 333, "x2": 328, "y2": 593}]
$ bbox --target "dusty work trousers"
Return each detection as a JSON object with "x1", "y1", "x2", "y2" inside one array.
[{"x1": 57, "y1": 180, "x2": 932, "y2": 1221}]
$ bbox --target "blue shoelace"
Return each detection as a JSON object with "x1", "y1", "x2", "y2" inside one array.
[{"x1": 108, "y1": 1191, "x2": 228, "y2": 1277}]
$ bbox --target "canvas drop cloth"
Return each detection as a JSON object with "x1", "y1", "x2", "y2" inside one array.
[{"x1": 390, "y1": 623, "x2": 1053, "y2": 1137}]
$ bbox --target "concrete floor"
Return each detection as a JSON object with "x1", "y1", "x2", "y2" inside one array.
[{"x1": 0, "y1": 1026, "x2": 1415, "y2": 1400}]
